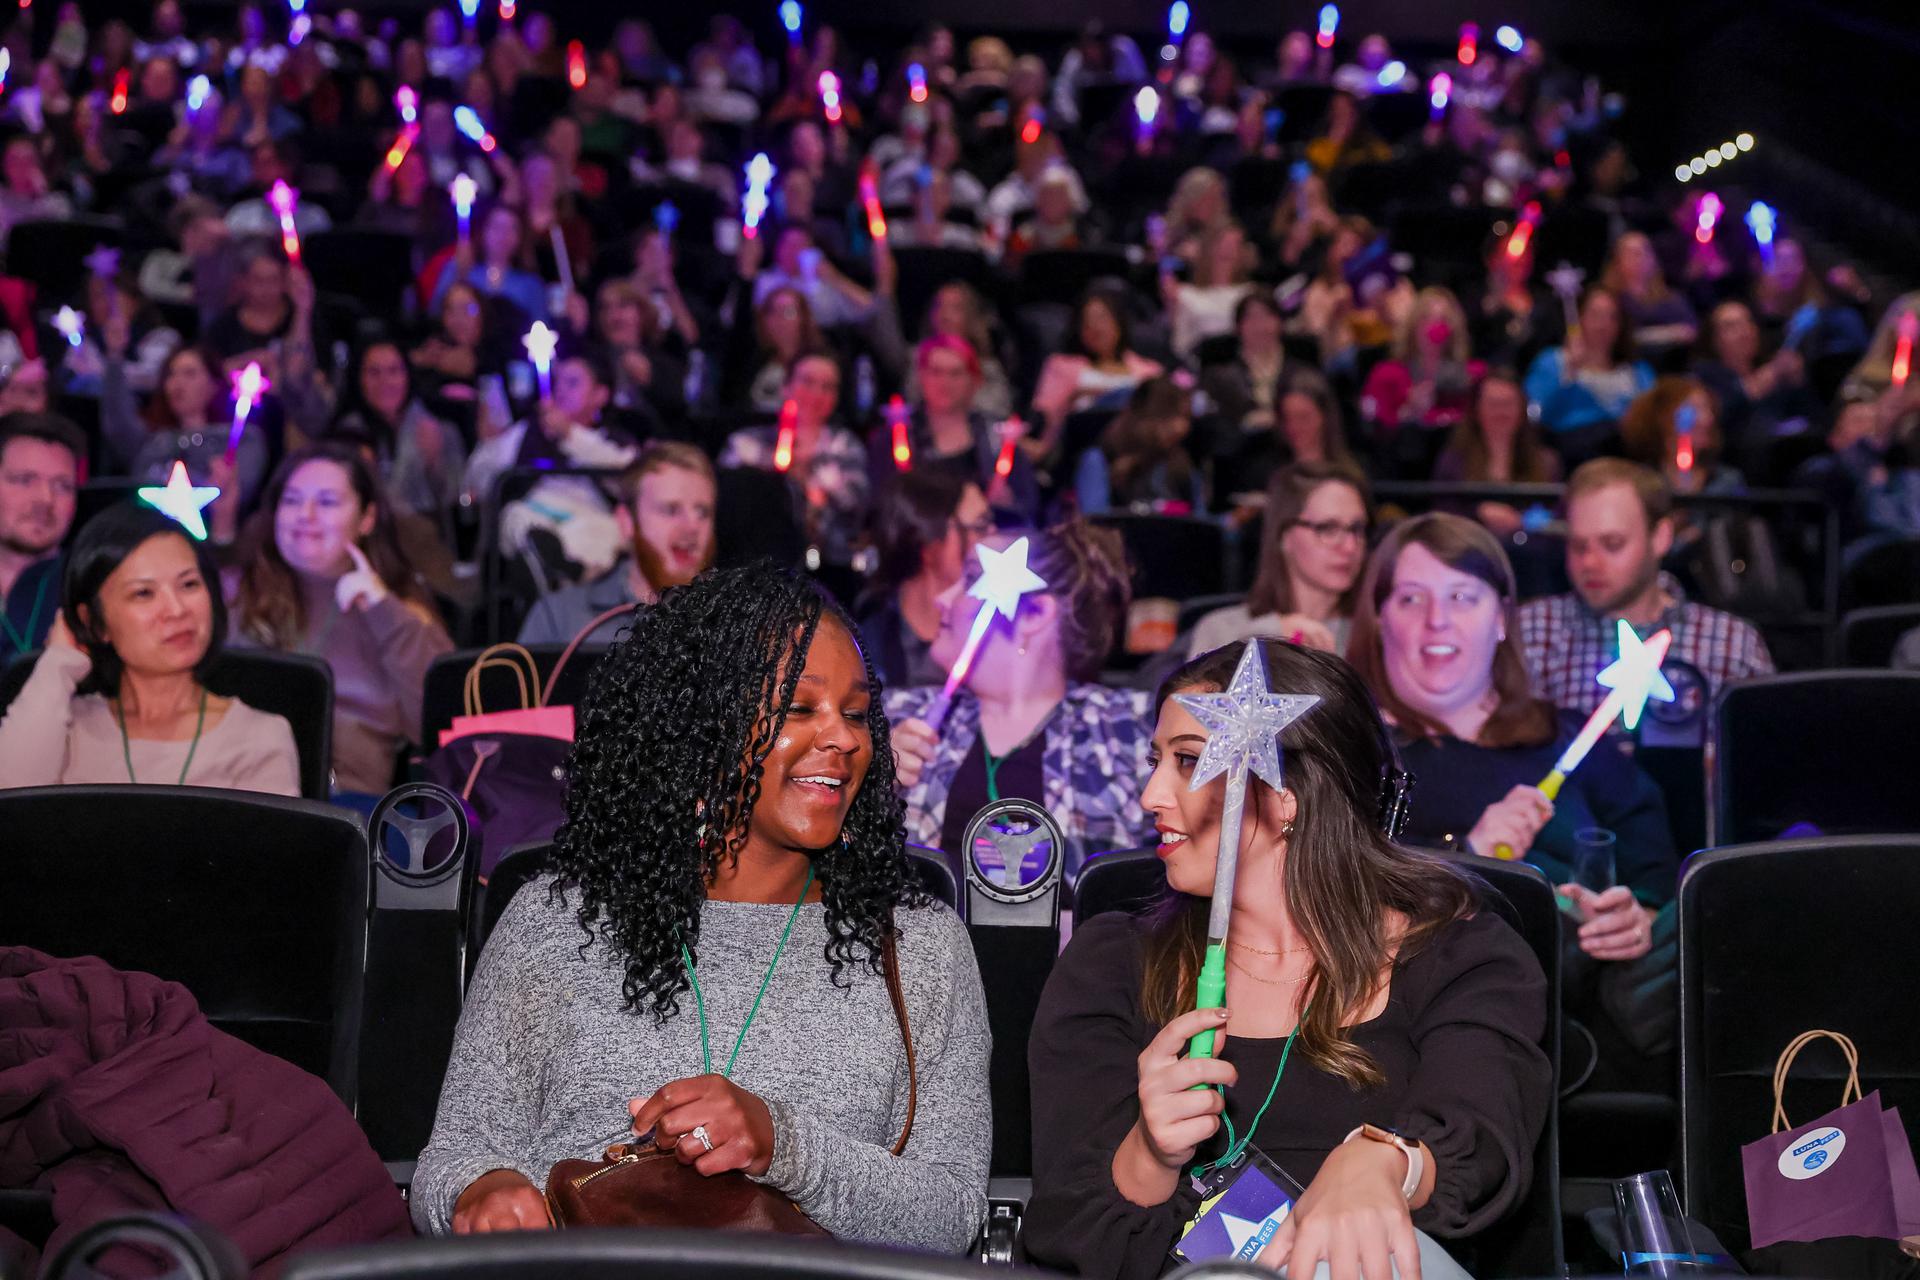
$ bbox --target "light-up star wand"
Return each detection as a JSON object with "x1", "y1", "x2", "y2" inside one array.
[
  {"x1": 523, "y1": 321, "x2": 558, "y2": 403},
  {"x1": 138, "y1": 461, "x2": 221, "y2": 542},
  {"x1": 1494, "y1": 620, "x2": 1674, "y2": 859},
  {"x1": 1174, "y1": 642, "x2": 1320, "y2": 1059},
  {"x1": 924, "y1": 537, "x2": 1047, "y2": 730}
]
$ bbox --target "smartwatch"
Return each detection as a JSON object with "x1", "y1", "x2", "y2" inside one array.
[{"x1": 1343, "y1": 1123, "x2": 1423, "y2": 1202}]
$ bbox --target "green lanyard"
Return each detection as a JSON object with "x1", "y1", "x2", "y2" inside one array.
[
  {"x1": 1191, "y1": 1008, "x2": 1306, "y2": 1181},
  {"x1": 114, "y1": 688, "x2": 209, "y2": 786},
  {"x1": 983, "y1": 746, "x2": 1009, "y2": 803},
  {"x1": 981, "y1": 712, "x2": 1052, "y2": 804},
  {"x1": 1, "y1": 569, "x2": 51, "y2": 657},
  {"x1": 680, "y1": 864, "x2": 815, "y2": 1080}
]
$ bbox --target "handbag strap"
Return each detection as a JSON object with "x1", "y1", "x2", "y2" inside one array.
[
  {"x1": 464, "y1": 643, "x2": 542, "y2": 717},
  {"x1": 541, "y1": 604, "x2": 638, "y2": 705},
  {"x1": 1771, "y1": 1029, "x2": 1863, "y2": 1133},
  {"x1": 881, "y1": 925, "x2": 917, "y2": 1158}
]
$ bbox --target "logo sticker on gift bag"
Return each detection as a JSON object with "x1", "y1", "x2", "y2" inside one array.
[{"x1": 1778, "y1": 1127, "x2": 1846, "y2": 1181}]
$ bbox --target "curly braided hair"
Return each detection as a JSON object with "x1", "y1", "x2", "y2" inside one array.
[{"x1": 547, "y1": 561, "x2": 924, "y2": 1023}]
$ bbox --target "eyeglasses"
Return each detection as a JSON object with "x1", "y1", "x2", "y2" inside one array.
[
  {"x1": 954, "y1": 515, "x2": 994, "y2": 539},
  {"x1": 1287, "y1": 519, "x2": 1369, "y2": 546}
]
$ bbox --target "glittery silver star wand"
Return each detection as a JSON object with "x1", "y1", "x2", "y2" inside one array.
[{"x1": 1173, "y1": 641, "x2": 1319, "y2": 1059}]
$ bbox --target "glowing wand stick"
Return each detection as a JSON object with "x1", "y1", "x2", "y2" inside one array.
[
  {"x1": 523, "y1": 322, "x2": 557, "y2": 402},
  {"x1": 1173, "y1": 642, "x2": 1319, "y2": 1059},
  {"x1": 886, "y1": 395, "x2": 911, "y2": 471},
  {"x1": 268, "y1": 180, "x2": 302, "y2": 265},
  {"x1": 226, "y1": 361, "x2": 268, "y2": 465},
  {"x1": 451, "y1": 173, "x2": 477, "y2": 246},
  {"x1": 924, "y1": 537, "x2": 1047, "y2": 730},
  {"x1": 1494, "y1": 622, "x2": 1673, "y2": 858}
]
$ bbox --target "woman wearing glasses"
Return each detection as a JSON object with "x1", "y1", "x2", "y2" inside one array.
[
  {"x1": 856, "y1": 471, "x2": 994, "y2": 690},
  {"x1": 1188, "y1": 461, "x2": 1371, "y2": 658}
]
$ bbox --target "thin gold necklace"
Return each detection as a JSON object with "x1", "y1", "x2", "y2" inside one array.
[
  {"x1": 1229, "y1": 939, "x2": 1311, "y2": 956},
  {"x1": 1228, "y1": 955, "x2": 1313, "y2": 985}
]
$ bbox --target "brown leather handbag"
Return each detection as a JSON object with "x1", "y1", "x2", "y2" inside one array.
[{"x1": 544, "y1": 932, "x2": 917, "y2": 1232}]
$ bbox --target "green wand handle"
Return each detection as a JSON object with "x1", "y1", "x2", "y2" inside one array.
[{"x1": 1188, "y1": 942, "x2": 1228, "y2": 1059}]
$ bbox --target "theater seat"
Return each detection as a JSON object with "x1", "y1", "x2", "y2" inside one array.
[
  {"x1": 1710, "y1": 670, "x2": 1920, "y2": 844},
  {"x1": 281, "y1": 1229, "x2": 1014, "y2": 1280},
  {"x1": 0, "y1": 786, "x2": 368, "y2": 1104},
  {"x1": 1679, "y1": 836, "x2": 1920, "y2": 1251}
]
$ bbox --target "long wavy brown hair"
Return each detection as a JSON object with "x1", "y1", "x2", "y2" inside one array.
[
  {"x1": 1345, "y1": 513, "x2": 1558, "y2": 750},
  {"x1": 233, "y1": 442, "x2": 434, "y2": 647},
  {"x1": 1141, "y1": 641, "x2": 1475, "y2": 1089}
]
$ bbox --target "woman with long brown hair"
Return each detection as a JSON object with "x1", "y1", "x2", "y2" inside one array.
[
  {"x1": 1346, "y1": 513, "x2": 1675, "y2": 1084},
  {"x1": 1025, "y1": 639, "x2": 1549, "y2": 1280},
  {"x1": 1076, "y1": 377, "x2": 1204, "y2": 515},
  {"x1": 1188, "y1": 460, "x2": 1369, "y2": 657},
  {"x1": 231, "y1": 441, "x2": 452, "y2": 797},
  {"x1": 1433, "y1": 371, "x2": 1562, "y2": 536}
]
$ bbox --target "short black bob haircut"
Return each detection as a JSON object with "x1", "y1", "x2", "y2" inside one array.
[{"x1": 61, "y1": 502, "x2": 229, "y2": 697}]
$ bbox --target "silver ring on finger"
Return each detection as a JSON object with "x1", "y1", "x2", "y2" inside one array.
[{"x1": 693, "y1": 1124, "x2": 715, "y2": 1152}]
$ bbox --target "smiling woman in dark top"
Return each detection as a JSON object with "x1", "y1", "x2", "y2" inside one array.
[
  {"x1": 1025, "y1": 640, "x2": 1550, "y2": 1280},
  {"x1": 1344, "y1": 512, "x2": 1676, "y2": 919}
]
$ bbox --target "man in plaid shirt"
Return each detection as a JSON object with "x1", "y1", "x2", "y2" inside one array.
[{"x1": 1520, "y1": 459, "x2": 1774, "y2": 717}]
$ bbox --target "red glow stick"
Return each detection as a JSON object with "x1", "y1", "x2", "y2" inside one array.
[
  {"x1": 567, "y1": 40, "x2": 587, "y2": 90},
  {"x1": 774, "y1": 399, "x2": 798, "y2": 472},
  {"x1": 859, "y1": 162, "x2": 887, "y2": 240},
  {"x1": 887, "y1": 395, "x2": 911, "y2": 471},
  {"x1": 385, "y1": 124, "x2": 419, "y2": 171},
  {"x1": 1457, "y1": 22, "x2": 1478, "y2": 65},
  {"x1": 1506, "y1": 201, "x2": 1541, "y2": 259},
  {"x1": 1894, "y1": 312, "x2": 1916, "y2": 389},
  {"x1": 110, "y1": 68, "x2": 128, "y2": 114},
  {"x1": 993, "y1": 415, "x2": 1022, "y2": 479},
  {"x1": 1674, "y1": 403, "x2": 1696, "y2": 473}
]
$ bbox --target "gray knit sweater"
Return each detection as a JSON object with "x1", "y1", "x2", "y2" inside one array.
[{"x1": 410, "y1": 879, "x2": 993, "y2": 1252}]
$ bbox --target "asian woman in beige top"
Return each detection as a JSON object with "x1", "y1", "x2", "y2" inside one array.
[{"x1": 0, "y1": 503, "x2": 298, "y2": 794}]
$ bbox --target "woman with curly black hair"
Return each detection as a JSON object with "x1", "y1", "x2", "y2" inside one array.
[{"x1": 411, "y1": 562, "x2": 993, "y2": 1251}]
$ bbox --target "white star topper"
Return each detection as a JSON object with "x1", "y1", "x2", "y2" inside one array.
[
  {"x1": 138, "y1": 461, "x2": 220, "y2": 541},
  {"x1": 1174, "y1": 642, "x2": 1321, "y2": 794},
  {"x1": 968, "y1": 536, "x2": 1047, "y2": 623},
  {"x1": 1595, "y1": 618, "x2": 1676, "y2": 731}
]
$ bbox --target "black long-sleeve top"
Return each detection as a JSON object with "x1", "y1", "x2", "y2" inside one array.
[
  {"x1": 1024, "y1": 908, "x2": 1550, "y2": 1280},
  {"x1": 1395, "y1": 713, "x2": 1678, "y2": 908}
]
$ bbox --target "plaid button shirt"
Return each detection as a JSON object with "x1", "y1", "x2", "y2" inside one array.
[
  {"x1": 884, "y1": 683, "x2": 1158, "y2": 881},
  {"x1": 1518, "y1": 573, "x2": 1775, "y2": 718}
]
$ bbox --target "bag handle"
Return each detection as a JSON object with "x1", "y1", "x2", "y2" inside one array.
[
  {"x1": 541, "y1": 604, "x2": 639, "y2": 706},
  {"x1": 464, "y1": 643, "x2": 543, "y2": 717},
  {"x1": 1772, "y1": 1029, "x2": 1863, "y2": 1133},
  {"x1": 881, "y1": 925, "x2": 917, "y2": 1158}
]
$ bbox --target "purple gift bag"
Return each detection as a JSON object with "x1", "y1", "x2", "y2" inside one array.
[{"x1": 1741, "y1": 1030, "x2": 1920, "y2": 1250}]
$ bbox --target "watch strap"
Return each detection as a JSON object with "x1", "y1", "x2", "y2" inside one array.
[{"x1": 1343, "y1": 1124, "x2": 1422, "y2": 1202}]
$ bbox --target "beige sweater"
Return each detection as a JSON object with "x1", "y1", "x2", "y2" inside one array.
[{"x1": 0, "y1": 646, "x2": 300, "y2": 795}]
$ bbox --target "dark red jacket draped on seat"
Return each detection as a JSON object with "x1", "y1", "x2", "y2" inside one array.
[{"x1": 0, "y1": 948, "x2": 410, "y2": 1275}]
